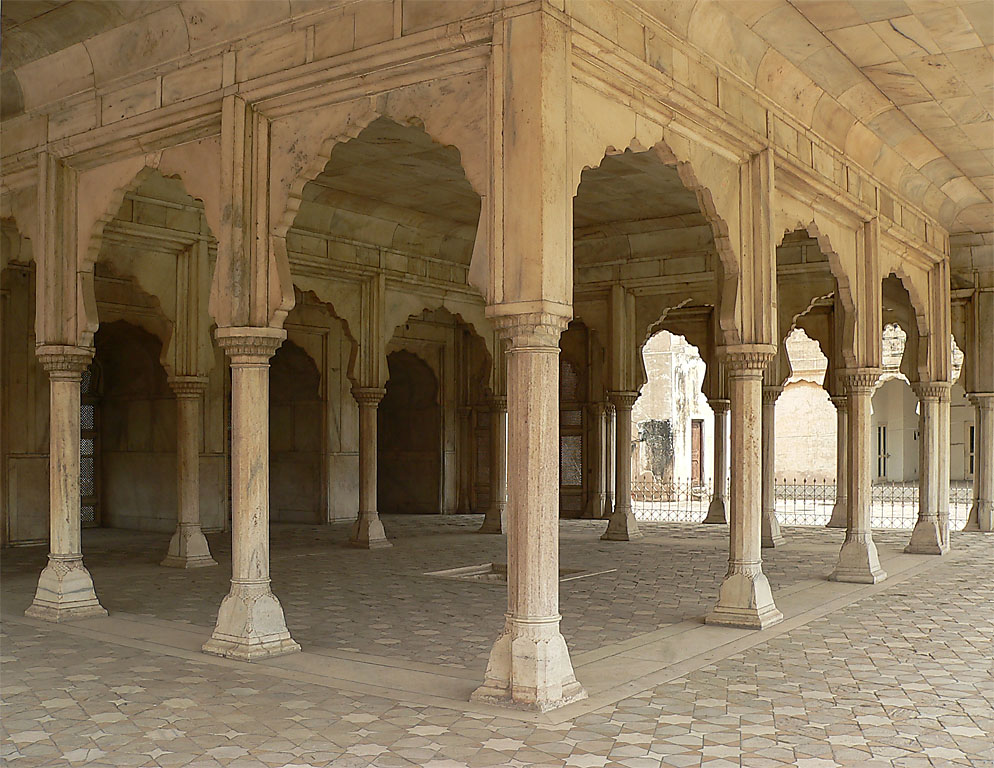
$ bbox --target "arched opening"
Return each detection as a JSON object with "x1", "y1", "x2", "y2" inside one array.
[
  {"x1": 873, "y1": 322, "x2": 917, "y2": 484},
  {"x1": 778, "y1": 327, "x2": 836, "y2": 482},
  {"x1": 270, "y1": 340, "x2": 324, "y2": 523},
  {"x1": 92, "y1": 321, "x2": 175, "y2": 531},
  {"x1": 378, "y1": 350, "x2": 441, "y2": 514}
]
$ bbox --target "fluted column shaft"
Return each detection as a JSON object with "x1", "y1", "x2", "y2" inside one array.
[
  {"x1": 703, "y1": 400, "x2": 729, "y2": 524},
  {"x1": 351, "y1": 387, "x2": 391, "y2": 548},
  {"x1": 479, "y1": 397, "x2": 508, "y2": 533},
  {"x1": 831, "y1": 370, "x2": 886, "y2": 583},
  {"x1": 203, "y1": 328, "x2": 299, "y2": 660},
  {"x1": 473, "y1": 314, "x2": 585, "y2": 711},
  {"x1": 826, "y1": 396, "x2": 848, "y2": 528},
  {"x1": 26, "y1": 346, "x2": 108, "y2": 622},
  {"x1": 706, "y1": 346, "x2": 782, "y2": 630},
  {"x1": 761, "y1": 387, "x2": 784, "y2": 547},
  {"x1": 965, "y1": 393, "x2": 994, "y2": 531},
  {"x1": 162, "y1": 378, "x2": 217, "y2": 568},
  {"x1": 601, "y1": 393, "x2": 642, "y2": 541}
]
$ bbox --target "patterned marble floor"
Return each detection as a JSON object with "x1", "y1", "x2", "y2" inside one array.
[{"x1": 2, "y1": 517, "x2": 993, "y2": 767}]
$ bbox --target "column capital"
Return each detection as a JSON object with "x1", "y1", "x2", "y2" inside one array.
[
  {"x1": 761, "y1": 386, "x2": 782, "y2": 405},
  {"x1": 215, "y1": 327, "x2": 285, "y2": 363},
  {"x1": 717, "y1": 344, "x2": 775, "y2": 373},
  {"x1": 352, "y1": 387, "x2": 386, "y2": 407},
  {"x1": 490, "y1": 396, "x2": 508, "y2": 412},
  {"x1": 708, "y1": 398, "x2": 730, "y2": 414},
  {"x1": 913, "y1": 381, "x2": 951, "y2": 401},
  {"x1": 830, "y1": 395, "x2": 848, "y2": 410},
  {"x1": 35, "y1": 345, "x2": 94, "y2": 379},
  {"x1": 169, "y1": 376, "x2": 209, "y2": 397},
  {"x1": 841, "y1": 368, "x2": 880, "y2": 394},
  {"x1": 493, "y1": 312, "x2": 569, "y2": 349},
  {"x1": 608, "y1": 391, "x2": 640, "y2": 410},
  {"x1": 968, "y1": 392, "x2": 994, "y2": 410}
]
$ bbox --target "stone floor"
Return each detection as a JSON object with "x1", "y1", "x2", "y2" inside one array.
[{"x1": 2, "y1": 516, "x2": 993, "y2": 768}]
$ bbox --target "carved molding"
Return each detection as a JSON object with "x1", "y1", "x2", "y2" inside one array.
[
  {"x1": 842, "y1": 368, "x2": 881, "y2": 394},
  {"x1": 35, "y1": 345, "x2": 94, "y2": 379},
  {"x1": 352, "y1": 387, "x2": 386, "y2": 407},
  {"x1": 707, "y1": 398, "x2": 730, "y2": 414},
  {"x1": 169, "y1": 376, "x2": 210, "y2": 397},
  {"x1": 215, "y1": 326, "x2": 286, "y2": 362},
  {"x1": 913, "y1": 382, "x2": 951, "y2": 401},
  {"x1": 608, "y1": 391, "x2": 640, "y2": 410},
  {"x1": 717, "y1": 344, "x2": 775, "y2": 373},
  {"x1": 492, "y1": 313, "x2": 570, "y2": 350},
  {"x1": 762, "y1": 386, "x2": 782, "y2": 405},
  {"x1": 968, "y1": 392, "x2": 994, "y2": 410},
  {"x1": 490, "y1": 396, "x2": 508, "y2": 412},
  {"x1": 830, "y1": 395, "x2": 848, "y2": 410}
]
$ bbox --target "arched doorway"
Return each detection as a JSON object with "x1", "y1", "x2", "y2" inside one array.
[{"x1": 378, "y1": 350, "x2": 441, "y2": 514}]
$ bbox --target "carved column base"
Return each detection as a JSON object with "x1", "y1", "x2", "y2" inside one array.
[
  {"x1": 705, "y1": 563, "x2": 783, "y2": 630},
  {"x1": 600, "y1": 507, "x2": 642, "y2": 541},
  {"x1": 905, "y1": 518, "x2": 950, "y2": 555},
  {"x1": 963, "y1": 501, "x2": 994, "y2": 532},
  {"x1": 702, "y1": 496, "x2": 727, "y2": 524},
  {"x1": 202, "y1": 582, "x2": 300, "y2": 660},
  {"x1": 602, "y1": 496, "x2": 614, "y2": 520},
  {"x1": 349, "y1": 511, "x2": 392, "y2": 549},
  {"x1": 830, "y1": 534, "x2": 887, "y2": 583},
  {"x1": 25, "y1": 556, "x2": 108, "y2": 622},
  {"x1": 471, "y1": 616, "x2": 587, "y2": 712},
  {"x1": 761, "y1": 507, "x2": 784, "y2": 548},
  {"x1": 161, "y1": 525, "x2": 218, "y2": 568},
  {"x1": 581, "y1": 493, "x2": 606, "y2": 520},
  {"x1": 477, "y1": 504, "x2": 506, "y2": 534},
  {"x1": 825, "y1": 500, "x2": 847, "y2": 528}
]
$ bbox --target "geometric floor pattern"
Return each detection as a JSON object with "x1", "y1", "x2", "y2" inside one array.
[{"x1": 2, "y1": 516, "x2": 993, "y2": 767}]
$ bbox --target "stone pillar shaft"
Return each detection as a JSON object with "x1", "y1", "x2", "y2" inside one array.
[
  {"x1": 203, "y1": 328, "x2": 299, "y2": 660},
  {"x1": 582, "y1": 403, "x2": 607, "y2": 519},
  {"x1": 965, "y1": 394, "x2": 994, "y2": 531},
  {"x1": 703, "y1": 400, "x2": 729, "y2": 524},
  {"x1": 706, "y1": 346, "x2": 782, "y2": 630},
  {"x1": 26, "y1": 346, "x2": 107, "y2": 622},
  {"x1": 761, "y1": 387, "x2": 783, "y2": 547},
  {"x1": 479, "y1": 398, "x2": 508, "y2": 533},
  {"x1": 601, "y1": 393, "x2": 642, "y2": 541},
  {"x1": 162, "y1": 378, "x2": 217, "y2": 568},
  {"x1": 826, "y1": 396, "x2": 848, "y2": 528},
  {"x1": 831, "y1": 370, "x2": 886, "y2": 583},
  {"x1": 473, "y1": 314, "x2": 585, "y2": 711},
  {"x1": 351, "y1": 388, "x2": 391, "y2": 548},
  {"x1": 604, "y1": 404, "x2": 616, "y2": 518},
  {"x1": 906, "y1": 384, "x2": 950, "y2": 554}
]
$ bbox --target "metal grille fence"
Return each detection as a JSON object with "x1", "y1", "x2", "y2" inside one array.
[{"x1": 631, "y1": 475, "x2": 974, "y2": 530}]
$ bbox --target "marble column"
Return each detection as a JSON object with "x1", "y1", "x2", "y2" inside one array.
[
  {"x1": 582, "y1": 402, "x2": 607, "y2": 519},
  {"x1": 964, "y1": 393, "x2": 994, "y2": 531},
  {"x1": 473, "y1": 314, "x2": 585, "y2": 711},
  {"x1": 830, "y1": 370, "x2": 887, "y2": 584},
  {"x1": 456, "y1": 406, "x2": 474, "y2": 514},
  {"x1": 350, "y1": 387, "x2": 391, "y2": 548},
  {"x1": 906, "y1": 383, "x2": 950, "y2": 554},
  {"x1": 162, "y1": 377, "x2": 217, "y2": 568},
  {"x1": 601, "y1": 392, "x2": 642, "y2": 541},
  {"x1": 478, "y1": 397, "x2": 508, "y2": 534},
  {"x1": 703, "y1": 399, "x2": 729, "y2": 524},
  {"x1": 604, "y1": 403, "x2": 616, "y2": 518},
  {"x1": 706, "y1": 346, "x2": 782, "y2": 629},
  {"x1": 203, "y1": 328, "x2": 299, "y2": 660},
  {"x1": 26, "y1": 346, "x2": 108, "y2": 622},
  {"x1": 826, "y1": 396, "x2": 848, "y2": 528},
  {"x1": 938, "y1": 386, "x2": 951, "y2": 548},
  {"x1": 761, "y1": 387, "x2": 784, "y2": 548}
]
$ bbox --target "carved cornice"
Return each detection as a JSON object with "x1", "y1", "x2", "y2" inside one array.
[
  {"x1": 717, "y1": 344, "x2": 776, "y2": 374},
  {"x1": 35, "y1": 345, "x2": 94, "y2": 379},
  {"x1": 842, "y1": 369, "x2": 881, "y2": 394},
  {"x1": 215, "y1": 326, "x2": 286, "y2": 363},
  {"x1": 492, "y1": 313, "x2": 570, "y2": 350},
  {"x1": 352, "y1": 387, "x2": 386, "y2": 407},
  {"x1": 169, "y1": 376, "x2": 209, "y2": 397},
  {"x1": 608, "y1": 391, "x2": 640, "y2": 410}
]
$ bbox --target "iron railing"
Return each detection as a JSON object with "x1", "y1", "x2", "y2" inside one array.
[{"x1": 630, "y1": 475, "x2": 974, "y2": 529}]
